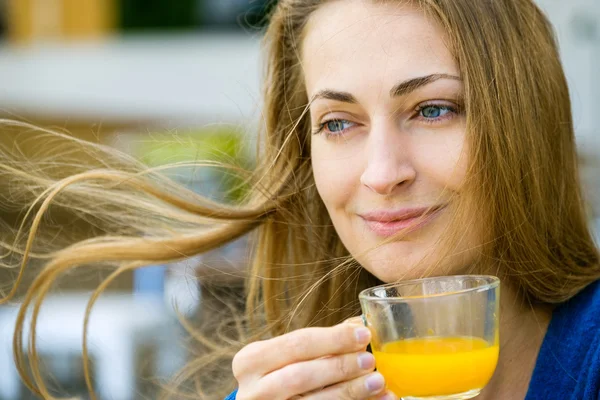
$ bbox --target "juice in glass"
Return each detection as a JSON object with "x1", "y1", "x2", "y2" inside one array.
[
  {"x1": 373, "y1": 336, "x2": 499, "y2": 397},
  {"x1": 360, "y1": 275, "x2": 500, "y2": 399}
]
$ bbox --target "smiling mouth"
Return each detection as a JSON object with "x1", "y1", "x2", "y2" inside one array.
[{"x1": 359, "y1": 205, "x2": 446, "y2": 237}]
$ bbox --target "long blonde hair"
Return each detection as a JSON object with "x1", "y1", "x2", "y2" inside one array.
[{"x1": 1, "y1": 0, "x2": 599, "y2": 399}]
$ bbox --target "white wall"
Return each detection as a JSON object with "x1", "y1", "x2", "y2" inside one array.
[
  {"x1": 536, "y1": 0, "x2": 600, "y2": 141},
  {"x1": 0, "y1": 33, "x2": 263, "y2": 126}
]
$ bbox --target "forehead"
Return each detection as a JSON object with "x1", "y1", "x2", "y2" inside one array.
[{"x1": 301, "y1": 0, "x2": 459, "y2": 97}]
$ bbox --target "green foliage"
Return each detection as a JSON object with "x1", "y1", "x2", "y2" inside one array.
[{"x1": 136, "y1": 126, "x2": 254, "y2": 204}]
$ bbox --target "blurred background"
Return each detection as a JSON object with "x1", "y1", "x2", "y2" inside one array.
[{"x1": 0, "y1": 0, "x2": 598, "y2": 399}]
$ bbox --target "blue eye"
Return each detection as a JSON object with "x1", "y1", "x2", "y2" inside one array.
[
  {"x1": 325, "y1": 119, "x2": 353, "y2": 132},
  {"x1": 420, "y1": 105, "x2": 451, "y2": 119},
  {"x1": 313, "y1": 119, "x2": 356, "y2": 136}
]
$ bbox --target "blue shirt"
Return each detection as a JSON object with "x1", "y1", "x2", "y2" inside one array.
[
  {"x1": 226, "y1": 280, "x2": 600, "y2": 400},
  {"x1": 525, "y1": 280, "x2": 600, "y2": 399}
]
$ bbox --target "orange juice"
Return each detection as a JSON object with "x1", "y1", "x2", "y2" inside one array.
[{"x1": 373, "y1": 336, "x2": 499, "y2": 397}]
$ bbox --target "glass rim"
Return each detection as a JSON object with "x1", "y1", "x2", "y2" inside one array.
[{"x1": 358, "y1": 274, "x2": 500, "y2": 302}]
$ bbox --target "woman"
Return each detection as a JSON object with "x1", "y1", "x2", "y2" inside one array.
[
  {"x1": 225, "y1": 0, "x2": 600, "y2": 398},
  {"x1": 1, "y1": 0, "x2": 599, "y2": 399}
]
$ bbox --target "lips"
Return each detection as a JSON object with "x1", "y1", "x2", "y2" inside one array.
[{"x1": 359, "y1": 205, "x2": 445, "y2": 237}]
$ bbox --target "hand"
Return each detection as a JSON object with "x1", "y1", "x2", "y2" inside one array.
[{"x1": 232, "y1": 319, "x2": 397, "y2": 400}]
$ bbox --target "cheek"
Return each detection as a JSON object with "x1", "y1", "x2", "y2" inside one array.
[
  {"x1": 311, "y1": 143, "x2": 362, "y2": 211},
  {"x1": 415, "y1": 129, "x2": 468, "y2": 191}
]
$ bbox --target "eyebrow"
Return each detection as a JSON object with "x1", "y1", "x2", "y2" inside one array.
[{"x1": 310, "y1": 73, "x2": 462, "y2": 104}]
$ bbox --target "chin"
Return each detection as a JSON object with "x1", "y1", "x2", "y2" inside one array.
[
  {"x1": 355, "y1": 238, "x2": 458, "y2": 284},
  {"x1": 357, "y1": 250, "x2": 431, "y2": 284},
  {"x1": 365, "y1": 264, "x2": 434, "y2": 284}
]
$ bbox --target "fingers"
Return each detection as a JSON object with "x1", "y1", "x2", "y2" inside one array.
[
  {"x1": 256, "y1": 351, "x2": 376, "y2": 399},
  {"x1": 232, "y1": 322, "x2": 371, "y2": 377},
  {"x1": 304, "y1": 372, "x2": 396, "y2": 400},
  {"x1": 344, "y1": 316, "x2": 365, "y2": 325}
]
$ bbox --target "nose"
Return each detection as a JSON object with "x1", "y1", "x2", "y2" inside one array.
[{"x1": 360, "y1": 122, "x2": 416, "y2": 195}]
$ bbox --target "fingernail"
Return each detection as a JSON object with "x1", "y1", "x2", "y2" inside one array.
[
  {"x1": 345, "y1": 316, "x2": 364, "y2": 324},
  {"x1": 357, "y1": 352, "x2": 375, "y2": 369},
  {"x1": 355, "y1": 327, "x2": 371, "y2": 344},
  {"x1": 378, "y1": 392, "x2": 396, "y2": 400},
  {"x1": 365, "y1": 372, "x2": 385, "y2": 393}
]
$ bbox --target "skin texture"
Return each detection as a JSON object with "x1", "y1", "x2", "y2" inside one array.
[{"x1": 306, "y1": 0, "x2": 473, "y2": 282}]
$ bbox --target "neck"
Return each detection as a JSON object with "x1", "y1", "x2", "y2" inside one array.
[{"x1": 478, "y1": 282, "x2": 554, "y2": 400}]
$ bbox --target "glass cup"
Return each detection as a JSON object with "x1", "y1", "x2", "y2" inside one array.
[{"x1": 359, "y1": 275, "x2": 500, "y2": 400}]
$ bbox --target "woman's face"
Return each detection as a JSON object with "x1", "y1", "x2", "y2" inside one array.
[{"x1": 305, "y1": 0, "x2": 477, "y2": 282}]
